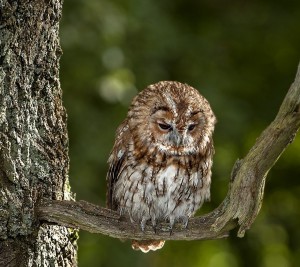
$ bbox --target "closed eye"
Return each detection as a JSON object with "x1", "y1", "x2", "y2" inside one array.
[
  {"x1": 158, "y1": 123, "x2": 172, "y2": 131},
  {"x1": 188, "y1": 124, "x2": 197, "y2": 131}
]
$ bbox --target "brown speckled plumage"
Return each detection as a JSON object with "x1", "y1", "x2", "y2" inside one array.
[{"x1": 106, "y1": 81, "x2": 216, "y2": 252}]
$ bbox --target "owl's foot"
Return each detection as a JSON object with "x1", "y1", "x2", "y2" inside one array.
[
  {"x1": 168, "y1": 216, "x2": 175, "y2": 235},
  {"x1": 139, "y1": 216, "x2": 188, "y2": 234},
  {"x1": 140, "y1": 217, "x2": 148, "y2": 232},
  {"x1": 181, "y1": 216, "x2": 189, "y2": 229},
  {"x1": 167, "y1": 216, "x2": 189, "y2": 234},
  {"x1": 151, "y1": 218, "x2": 158, "y2": 234},
  {"x1": 140, "y1": 218, "x2": 159, "y2": 233}
]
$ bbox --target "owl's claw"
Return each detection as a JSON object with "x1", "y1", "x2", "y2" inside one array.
[
  {"x1": 140, "y1": 218, "x2": 147, "y2": 232},
  {"x1": 169, "y1": 216, "x2": 175, "y2": 235},
  {"x1": 181, "y1": 216, "x2": 189, "y2": 229},
  {"x1": 119, "y1": 207, "x2": 124, "y2": 217},
  {"x1": 151, "y1": 219, "x2": 158, "y2": 234}
]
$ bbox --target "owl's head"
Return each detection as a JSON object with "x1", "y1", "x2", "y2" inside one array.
[{"x1": 128, "y1": 81, "x2": 216, "y2": 157}]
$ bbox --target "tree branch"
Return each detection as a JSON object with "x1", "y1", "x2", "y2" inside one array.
[
  {"x1": 37, "y1": 61, "x2": 300, "y2": 241},
  {"x1": 37, "y1": 200, "x2": 233, "y2": 240}
]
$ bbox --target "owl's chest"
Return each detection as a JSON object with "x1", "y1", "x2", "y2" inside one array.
[
  {"x1": 115, "y1": 158, "x2": 201, "y2": 204},
  {"x1": 146, "y1": 164, "x2": 198, "y2": 197},
  {"x1": 114, "y1": 160, "x2": 204, "y2": 221}
]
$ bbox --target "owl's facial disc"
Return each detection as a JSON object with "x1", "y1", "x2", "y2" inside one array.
[
  {"x1": 148, "y1": 104, "x2": 209, "y2": 155},
  {"x1": 150, "y1": 119, "x2": 198, "y2": 154}
]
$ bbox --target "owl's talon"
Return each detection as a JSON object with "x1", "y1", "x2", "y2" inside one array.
[
  {"x1": 182, "y1": 216, "x2": 189, "y2": 229},
  {"x1": 152, "y1": 223, "x2": 157, "y2": 234},
  {"x1": 151, "y1": 217, "x2": 157, "y2": 233},
  {"x1": 169, "y1": 216, "x2": 175, "y2": 235},
  {"x1": 140, "y1": 218, "x2": 148, "y2": 232},
  {"x1": 119, "y1": 208, "x2": 124, "y2": 217}
]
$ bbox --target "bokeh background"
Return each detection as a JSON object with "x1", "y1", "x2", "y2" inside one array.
[{"x1": 59, "y1": 0, "x2": 300, "y2": 266}]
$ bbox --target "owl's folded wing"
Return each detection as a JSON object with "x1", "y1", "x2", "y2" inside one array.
[{"x1": 106, "y1": 120, "x2": 129, "y2": 210}]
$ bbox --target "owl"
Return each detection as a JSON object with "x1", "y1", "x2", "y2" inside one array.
[{"x1": 106, "y1": 81, "x2": 216, "y2": 252}]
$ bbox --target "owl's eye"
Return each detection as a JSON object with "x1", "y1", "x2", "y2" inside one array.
[
  {"x1": 158, "y1": 123, "x2": 172, "y2": 131},
  {"x1": 188, "y1": 124, "x2": 197, "y2": 131}
]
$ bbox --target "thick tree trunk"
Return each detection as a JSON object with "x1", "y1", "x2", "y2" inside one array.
[{"x1": 0, "y1": 0, "x2": 77, "y2": 266}]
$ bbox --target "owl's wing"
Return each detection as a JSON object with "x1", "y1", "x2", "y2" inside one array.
[
  {"x1": 106, "y1": 120, "x2": 129, "y2": 210},
  {"x1": 106, "y1": 150, "x2": 125, "y2": 210}
]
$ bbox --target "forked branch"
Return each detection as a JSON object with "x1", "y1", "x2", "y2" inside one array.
[{"x1": 37, "y1": 61, "x2": 300, "y2": 241}]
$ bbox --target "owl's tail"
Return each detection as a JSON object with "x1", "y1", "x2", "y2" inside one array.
[{"x1": 131, "y1": 240, "x2": 165, "y2": 253}]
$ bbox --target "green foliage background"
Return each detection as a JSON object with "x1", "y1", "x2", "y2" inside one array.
[{"x1": 60, "y1": 0, "x2": 300, "y2": 266}]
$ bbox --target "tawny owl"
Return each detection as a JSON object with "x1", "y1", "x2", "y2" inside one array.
[{"x1": 106, "y1": 81, "x2": 216, "y2": 252}]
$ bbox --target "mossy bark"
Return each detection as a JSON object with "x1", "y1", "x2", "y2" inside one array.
[{"x1": 0, "y1": 0, "x2": 77, "y2": 266}]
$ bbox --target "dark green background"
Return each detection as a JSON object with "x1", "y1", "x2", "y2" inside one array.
[{"x1": 60, "y1": 0, "x2": 300, "y2": 266}]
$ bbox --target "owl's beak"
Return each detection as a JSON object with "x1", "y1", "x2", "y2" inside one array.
[{"x1": 169, "y1": 130, "x2": 183, "y2": 147}]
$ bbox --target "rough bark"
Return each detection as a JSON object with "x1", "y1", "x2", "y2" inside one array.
[
  {"x1": 0, "y1": 0, "x2": 77, "y2": 266},
  {"x1": 37, "y1": 62, "x2": 300, "y2": 241}
]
